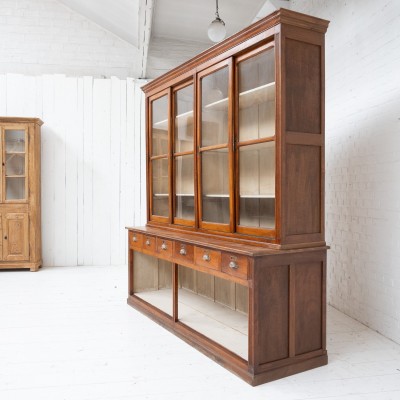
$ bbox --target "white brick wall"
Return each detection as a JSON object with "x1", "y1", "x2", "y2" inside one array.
[
  {"x1": 290, "y1": 0, "x2": 400, "y2": 343},
  {"x1": 0, "y1": 0, "x2": 138, "y2": 78}
]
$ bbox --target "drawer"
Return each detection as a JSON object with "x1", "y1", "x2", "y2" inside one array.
[
  {"x1": 129, "y1": 231, "x2": 143, "y2": 249},
  {"x1": 194, "y1": 246, "x2": 221, "y2": 271},
  {"x1": 156, "y1": 238, "x2": 173, "y2": 258},
  {"x1": 173, "y1": 241, "x2": 194, "y2": 263},
  {"x1": 142, "y1": 235, "x2": 156, "y2": 253},
  {"x1": 221, "y1": 253, "x2": 249, "y2": 280}
]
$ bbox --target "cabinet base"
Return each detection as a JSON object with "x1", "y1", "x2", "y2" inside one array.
[
  {"x1": 0, "y1": 261, "x2": 42, "y2": 272},
  {"x1": 127, "y1": 295, "x2": 328, "y2": 386}
]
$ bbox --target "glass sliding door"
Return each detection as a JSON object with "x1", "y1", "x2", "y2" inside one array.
[
  {"x1": 198, "y1": 62, "x2": 232, "y2": 231},
  {"x1": 174, "y1": 83, "x2": 195, "y2": 225},
  {"x1": 236, "y1": 45, "x2": 276, "y2": 234}
]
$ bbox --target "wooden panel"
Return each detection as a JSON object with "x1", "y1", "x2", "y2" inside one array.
[
  {"x1": 235, "y1": 283, "x2": 248, "y2": 315},
  {"x1": 158, "y1": 259, "x2": 173, "y2": 289},
  {"x1": 133, "y1": 251, "x2": 158, "y2": 292},
  {"x1": 178, "y1": 264, "x2": 196, "y2": 292},
  {"x1": 255, "y1": 264, "x2": 289, "y2": 365},
  {"x1": 285, "y1": 144, "x2": 321, "y2": 235},
  {"x1": 285, "y1": 39, "x2": 321, "y2": 134},
  {"x1": 295, "y1": 262, "x2": 322, "y2": 355},
  {"x1": 196, "y1": 270, "x2": 215, "y2": 300},
  {"x1": 194, "y1": 246, "x2": 221, "y2": 270},
  {"x1": 221, "y1": 253, "x2": 248, "y2": 280},
  {"x1": 3, "y1": 212, "x2": 29, "y2": 261},
  {"x1": 214, "y1": 276, "x2": 236, "y2": 310}
]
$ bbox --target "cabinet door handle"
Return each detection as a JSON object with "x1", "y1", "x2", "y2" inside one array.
[
  {"x1": 4, "y1": 236, "x2": 7, "y2": 240},
  {"x1": 229, "y1": 261, "x2": 238, "y2": 269},
  {"x1": 202, "y1": 253, "x2": 211, "y2": 262},
  {"x1": 161, "y1": 242, "x2": 167, "y2": 250},
  {"x1": 145, "y1": 239, "x2": 151, "y2": 246},
  {"x1": 179, "y1": 246, "x2": 187, "y2": 256},
  {"x1": 132, "y1": 235, "x2": 138, "y2": 242}
]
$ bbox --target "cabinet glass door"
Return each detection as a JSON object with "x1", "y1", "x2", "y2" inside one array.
[
  {"x1": 199, "y1": 63, "x2": 231, "y2": 230},
  {"x1": 150, "y1": 93, "x2": 170, "y2": 220},
  {"x1": 174, "y1": 84, "x2": 195, "y2": 224},
  {"x1": 236, "y1": 46, "x2": 276, "y2": 233},
  {"x1": 3, "y1": 128, "x2": 27, "y2": 201}
]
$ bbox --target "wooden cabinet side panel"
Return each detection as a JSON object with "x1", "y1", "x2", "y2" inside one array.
[
  {"x1": 285, "y1": 144, "x2": 321, "y2": 236},
  {"x1": 285, "y1": 38, "x2": 321, "y2": 134},
  {"x1": 254, "y1": 262, "x2": 289, "y2": 366},
  {"x1": 294, "y1": 261, "x2": 323, "y2": 355}
]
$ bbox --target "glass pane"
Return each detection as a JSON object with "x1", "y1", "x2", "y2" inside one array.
[
  {"x1": 238, "y1": 48, "x2": 275, "y2": 141},
  {"x1": 175, "y1": 155, "x2": 194, "y2": 221},
  {"x1": 6, "y1": 177, "x2": 25, "y2": 200},
  {"x1": 6, "y1": 154, "x2": 25, "y2": 176},
  {"x1": 151, "y1": 95, "x2": 168, "y2": 156},
  {"x1": 201, "y1": 67, "x2": 229, "y2": 147},
  {"x1": 201, "y1": 148, "x2": 229, "y2": 224},
  {"x1": 178, "y1": 265, "x2": 248, "y2": 360},
  {"x1": 5, "y1": 129, "x2": 26, "y2": 152},
  {"x1": 133, "y1": 252, "x2": 173, "y2": 317},
  {"x1": 175, "y1": 85, "x2": 194, "y2": 153},
  {"x1": 239, "y1": 141, "x2": 275, "y2": 228},
  {"x1": 152, "y1": 158, "x2": 169, "y2": 217}
]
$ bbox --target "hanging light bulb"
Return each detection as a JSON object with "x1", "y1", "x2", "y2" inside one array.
[{"x1": 207, "y1": 0, "x2": 226, "y2": 43}]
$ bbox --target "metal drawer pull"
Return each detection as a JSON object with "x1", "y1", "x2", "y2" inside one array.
[
  {"x1": 229, "y1": 261, "x2": 238, "y2": 269},
  {"x1": 145, "y1": 239, "x2": 151, "y2": 246},
  {"x1": 132, "y1": 235, "x2": 138, "y2": 242},
  {"x1": 179, "y1": 246, "x2": 187, "y2": 256},
  {"x1": 202, "y1": 253, "x2": 211, "y2": 262},
  {"x1": 161, "y1": 242, "x2": 168, "y2": 250}
]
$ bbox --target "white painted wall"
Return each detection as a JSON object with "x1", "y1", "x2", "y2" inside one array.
[
  {"x1": 289, "y1": 0, "x2": 400, "y2": 344},
  {"x1": 0, "y1": 0, "x2": 139, "y2": 78},
  {"x1": 0, "y1": 74, "x2": 147, "y2": 267}
]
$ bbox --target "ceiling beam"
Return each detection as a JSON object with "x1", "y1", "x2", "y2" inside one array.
[{"x1": 138, "y1": 0, "x2": 154, "y2": 78}]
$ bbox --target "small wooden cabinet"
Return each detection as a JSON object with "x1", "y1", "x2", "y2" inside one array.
[
  {"x1": 0, "y1": 117, "x2": 42, "y2": 271},
  {"x1": 127, "y1": 9, "x2": 329, "y2": 385}
]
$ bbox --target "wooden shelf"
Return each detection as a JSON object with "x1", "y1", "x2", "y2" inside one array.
[
  {"x1": 204, "y1": 194, "x2": 229, "y2": 198},
  {"x1": 240, "y1": 194, "x2": 275, "y2": 199},
  {"x1": 153, "y1": 110, "x2": 194, "y2": 130},
  {"x1": 204, "y1": 82, "x2": 275, "y2": 111},
  {"x1": 6, "y1": 175, "x2": 25, "y2": 178}
]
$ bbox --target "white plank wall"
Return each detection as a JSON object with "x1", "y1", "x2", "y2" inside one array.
[{"x1": 0, "y1": 73, "x2": 146, "y2": 267}]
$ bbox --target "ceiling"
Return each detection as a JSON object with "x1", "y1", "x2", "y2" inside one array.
[
  {"x1": 57, "y1": 0, "x2": 287, "y2": 76},
  {"x1": 151, "y1": 0, "x2": 267, "y2": 43},
  {"x1": 58, "y1": 0, "x2": 140, "y2": 47}
]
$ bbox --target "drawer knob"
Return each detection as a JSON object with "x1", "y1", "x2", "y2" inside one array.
[
  {"x1": 202, "y1": 253, "x2": 211, "y2": 262},
  {"x1": 161, "y1": 242, "x2": 168, "y2": 250},
  {"x1": 179, "y1": 246, "x2": 187, "y2": 256},
  {"x1": 132, "y1": 235, "x2": 138, "y2": 243},
  {"x1": 145, "y1": 239, "x2": 151, "y2": 246},
  {"x1": 229, "y1": 261, "x2": 238, "y2": 269}
]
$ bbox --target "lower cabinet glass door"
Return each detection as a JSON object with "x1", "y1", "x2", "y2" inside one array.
[
  {"x1": 133, "y1": 252, "x2": 173, "y2": 317},
  {"x1": 177, "y1": 265, "x2": 248, "y2": 360}
]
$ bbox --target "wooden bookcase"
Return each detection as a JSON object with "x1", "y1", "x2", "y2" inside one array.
[
  {"x1": 127, "y1": 9, "x2": 329, "y2": 385},
  {"x1": 0, "y1": 117, "x2": 42, "y2": 271}
]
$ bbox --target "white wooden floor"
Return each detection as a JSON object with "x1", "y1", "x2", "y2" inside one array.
[{"x1": 1, "y1": 266, "x2": 400, "y2": 400}]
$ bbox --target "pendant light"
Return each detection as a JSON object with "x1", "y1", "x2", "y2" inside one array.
[{"x1": 207, "y1": 0, "x2": 226, "y2": 43}]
